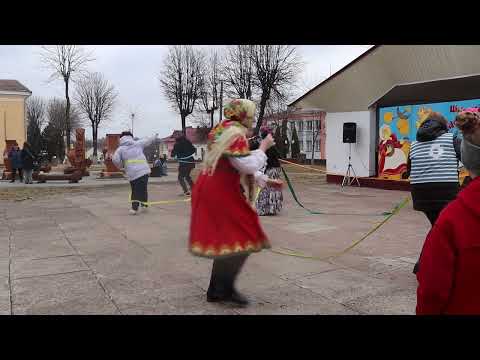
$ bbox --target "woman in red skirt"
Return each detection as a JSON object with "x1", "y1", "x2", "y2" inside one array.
[{"x1": 189, "y1": 99, "x2": 280, "y2": 306}]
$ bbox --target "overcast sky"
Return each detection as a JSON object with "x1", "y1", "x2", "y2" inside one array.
[{"x1": 0, "y1": 45, "x2": 372, "y2": 140}]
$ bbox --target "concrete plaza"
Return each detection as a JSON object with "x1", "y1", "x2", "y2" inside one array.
[{"x1": 0, "y1": 169, "x2": 426, "y2": 315}]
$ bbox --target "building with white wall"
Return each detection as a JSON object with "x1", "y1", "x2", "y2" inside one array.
[
  {"x1": 289, "y1": 45, "x2": 480, "y2": 190},
  {"x1": 263, "y1": 109, "x2": 326, "y2": 162}
]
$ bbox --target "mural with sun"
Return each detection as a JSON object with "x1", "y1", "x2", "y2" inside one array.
[{"x1": 378, "y1": 99, "x2": 480, "y2": 181}]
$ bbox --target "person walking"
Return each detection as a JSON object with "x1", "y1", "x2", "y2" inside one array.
[
  {"x1": 416, "y1": 109, "x2": 480, "y2": 314},
  {"x1": 21, "y1": 142, "x2": 36, "y2": 184},
  {"x1": 171, "y1": 135, "x2": 196, "y2": 196},
  {"x1": 189, "y1": 99, "x2": 281, "y2": 306},
  {"x1": 8, "y1": 145, "x2": 23, "y2": 183},
  {"x1": 112, "y1": 131, "x2": 158, "y2": 215},
  {"x1": 406, "y1": 112, "x2": 461, "y2": 274}
]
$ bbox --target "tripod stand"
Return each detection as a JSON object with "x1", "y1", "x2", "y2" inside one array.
[{"x1": 341, "y1": 143, "x2": 360, "y2": 187}]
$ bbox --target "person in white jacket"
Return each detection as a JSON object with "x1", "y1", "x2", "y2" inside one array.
[{"x1": 112, "y1": 131, "x2": 158, "y2": 215}]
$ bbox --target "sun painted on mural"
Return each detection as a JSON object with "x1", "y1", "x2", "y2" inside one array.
[{"x1": 378, "y1": 99, "x2": 480, "y2": 181}]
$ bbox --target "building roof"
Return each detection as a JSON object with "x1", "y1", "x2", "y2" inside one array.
[
  {"x1": 369, "y1": 74, "x2": 480, "y2": 108},
  {"x1": 289, "y1": 45, "x2": 480, "y2": 112},
  {"x1": 160, "y1": 127, "x2": 207, "y2": 144},
  {"x1": 0, "y1": 80, "x2": 31, "y2": 94}
]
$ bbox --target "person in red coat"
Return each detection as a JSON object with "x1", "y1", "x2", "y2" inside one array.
[
  {"x1": 189, "y1": 99, "x2": 281, "y2": 306},
  {"x1": 416, "y1": 109, "x2": 480, "y2": 314}
]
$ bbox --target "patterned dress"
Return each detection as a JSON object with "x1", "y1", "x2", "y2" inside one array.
[{"x1": 256, "y1": 167, "x2": 283, "y2": 216}]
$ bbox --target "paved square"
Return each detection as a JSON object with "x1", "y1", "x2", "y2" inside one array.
[{"x1": 0, "y1": 171, "x2": 426, "y2": 314}]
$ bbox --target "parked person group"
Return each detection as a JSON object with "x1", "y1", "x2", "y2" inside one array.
[
  {"x1": 7, "y1": 142, "x2": 37, "y2": 184},
  {"x1": 112, "y1": 131, "x2": 158, "y2": 215},
  {"x1": 171, "y1": 135, "x2": 196, "y2": 196},
  {"x1": 405, "y1": 111, "x2": 462, "y2": 274},
  {"x1": 416, "y1": 108, "x2": 480, "y2": 314},
  {"x1": 21, "y1": 142, "x2": 36, "y2": 184}
]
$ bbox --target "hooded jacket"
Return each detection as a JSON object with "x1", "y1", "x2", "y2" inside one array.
[
  {"x1": 406, "y1": 119, "x2": 461, "y2": 212},
  {"x1": 112, "y1": 135, "x2": 156, "y2": 181},
  {"x1": 416, "y1": 176, "x2": 480, "y2": 314}
]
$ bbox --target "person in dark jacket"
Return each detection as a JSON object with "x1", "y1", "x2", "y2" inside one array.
[
  {"x1": 171, "y1": 135, "x2": 196, "y2": 196},
  {"x1": 416, "y1": 109, "x2": 480, "y2": 314},
  {"x1": 405, "y1": 112, "x2": 461, "y2": 274},
  {"x1": 8, "y1": 145, "x2": 23, "y2": 183},
  {"x1": 21, "y1": 142, "x2": 36, "y2": 184}
]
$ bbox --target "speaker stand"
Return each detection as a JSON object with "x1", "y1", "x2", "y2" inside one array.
[{"x1": 341, "y1": 143, "x2": 360, "y2": 188}]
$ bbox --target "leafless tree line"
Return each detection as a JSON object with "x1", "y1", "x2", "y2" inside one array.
[
  {"x1": 39, "y1": 46, "x2": 117, "y2": 158},
  {"x1": 159, "y1": 45, "x2": 302, "y2": 134}
]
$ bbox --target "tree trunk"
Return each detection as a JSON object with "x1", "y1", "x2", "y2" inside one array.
[
  {"x1": 255, "y1": 93, "x2": 269, "y2": 134},
  {"x1": 93, "y1": 125, "x2": 98, "y2": 158},
  {"x1": 219, "y1": 80, "x2": 223, "y2": 123},
  {"x1": 210, "y1": 109, "x2": 214, "y2": 129},
  {"x1": 181, "y1": 114, "x2": 186, "y2": 134},
  {"x1": 64, "y1": 78, "x2": 71, "y2": 150}
]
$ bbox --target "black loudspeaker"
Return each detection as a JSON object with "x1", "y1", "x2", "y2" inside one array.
[{"x1": 343, "y1": 122, "x2": 357, "y2": 143}]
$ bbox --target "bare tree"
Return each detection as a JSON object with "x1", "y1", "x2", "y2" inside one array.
[
  {"x1": 159, "y1": 45, "x2": 205, "y2": 134},
  {"x1": 222, "y1": 45, "x2": 255, "y2": 100},
  {"x1": 200, "y1": 50, "x2": 222, "y2": 129},
  {"x1": 75, "y1": 72, "x2": 117, "y2": 159},
  {"x1": 26, "y1": 97, "x2": 46, "y2": 154},
  {"x1": 251, "y1": 45, "x2": 301, "y2": 133},
  {"x1": 40, "y1": 45, "x2": 94, "y2": 149},
  {"x1": 46, "y1": 98, "x2": 83, "y2": 135}
]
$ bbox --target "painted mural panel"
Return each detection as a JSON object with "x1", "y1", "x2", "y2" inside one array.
[{"x1": 378, "y1": 99, "x2": 480, "y2": 181}]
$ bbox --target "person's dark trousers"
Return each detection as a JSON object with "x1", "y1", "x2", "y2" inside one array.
[
  {"x1": 130, "y1": 174, "x2": 149, "y2": 211},
  {"x1": 207, "y1": 254, "x2": 249, "y2": 300},
  {"x1": 10, "y1": 168, "x2": 23, "y2": 182},
  {"x1": 178, "y1": 162, "x2": 194, "y2": 194},
  {"x1": 413, "y1": 209, "x2": 442, "y2": 274}
]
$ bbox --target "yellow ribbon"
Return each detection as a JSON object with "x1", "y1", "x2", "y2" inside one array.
[
  {"x1": 129, "y1": 192, "x2": 191, "y2": 206},
  {"x1": 125, "y1": 159, "x2": 148, "y2": 164},
  {"x1": 279, "y1": 159, "x2": 328, "y2": 174},
  {"x1": 268, "y1": 196, "x2": 411, "y2": 261}
]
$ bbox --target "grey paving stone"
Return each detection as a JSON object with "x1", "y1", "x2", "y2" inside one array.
[
  {"x1": 11, "y1": 238, "x2": 75, "y2": 259},
  {"x1": 12, "y1": 271, "x2": 118, "y2": 315},
  {"x1": 0, "y1": 277, "x2": 11, "y2": 315},
  {"x1": 235, "y1": 283, "x2": 359, "y2": 315},
  {"x1": 344, "y1": 287, "x2": 417, "y2": 315},
  {"x1": 0, "y1": 258, "x2": 9, "y2": 279},
  {"x1": 12, "y1": 255, "x2": 88, "y2": 279},
  {"x1": 293, "y1": 268, "x2": 396, "y2": 305}
]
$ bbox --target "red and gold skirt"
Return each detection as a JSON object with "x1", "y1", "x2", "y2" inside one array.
[{"x1": 189, "y1": 157, "x2": 270, "y2": 258}]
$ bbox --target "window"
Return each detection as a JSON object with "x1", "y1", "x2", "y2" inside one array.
[
  {"x1": 306, "y1": 121, "x2": 313, "y2": 130},
  {"x1": 299, "y1": 141, "x2": 304, "y2": 151},
  {"x1": 315, "y1": 139, "x2": 320, "y2": 152},
  {"x1": 314, "y1": 120, "x2": 320, "y2": 130},
  {"x1": 306, "y1": 140, "x2": 312, "y2": 152},
  {"x1": 298, "y1": 121, "x2": 304, "y2": 132}
]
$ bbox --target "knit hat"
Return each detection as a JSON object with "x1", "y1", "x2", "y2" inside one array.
[
  {"x1": 461, "y1": 138, "x2": 480, "y2": 175},
  {"x1": 456, "y1": 109, "x2": 480, "y2": 175}
]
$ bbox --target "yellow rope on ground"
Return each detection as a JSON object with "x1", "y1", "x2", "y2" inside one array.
[
  {"x1": 129, "y1": 192, "x2": 191, "y2": 206},
  {"x1": 279, "y1": 159, "x2": 328, "y2": 173},
  {"x1": 268, "y1": 196, "x2": 411, "y2": 261}
]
